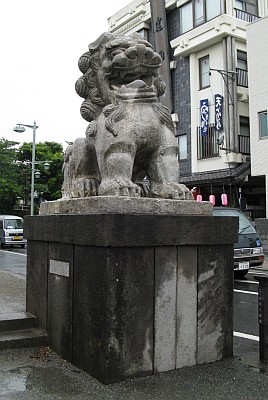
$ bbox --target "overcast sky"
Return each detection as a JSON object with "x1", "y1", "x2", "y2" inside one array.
[{"x1": 0, "y1": 0, "x2": 132, "y2": 149}]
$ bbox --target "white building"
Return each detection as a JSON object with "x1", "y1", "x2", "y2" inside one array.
[
  {"x1": 109, "y1": 0, "x2": 268, "y2": 216},
  {"x1": 247, "y1": 16, "x2": 268, "y2": 218}
]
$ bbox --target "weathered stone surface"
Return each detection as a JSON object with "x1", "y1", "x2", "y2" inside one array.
[
  {"x1": 62, "y1": 32, "x2": 193, "y2": 201},
  {"x1": 47, "y1": 243, "x2": 73, "y2": 362},
  {"x1": 40, "y1": 196, "x2": 212, "y2": 215},
  {"x1": 176, "y1": 246, "x2": 198, "y2": 368},
  {"x1": 72, "y1": 246, "x2": 154, "y2": 383},
  {"x1": 25, "y1": 213, "x2": 237, "y2": 384},
  {"x1": 26, "y1": 241, "x2": 48, "y2": 332},
  {"x1": 154, "y1": 247, "x2": 177, "y2": 372},
  {"x1": 24, "y1": 214, "x2": 237, "y2": 247},
  {"x1": 197, "y1": 245, "x2": 234, "y2": 364}
]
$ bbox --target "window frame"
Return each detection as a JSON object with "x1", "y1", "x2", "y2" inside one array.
[
  {"x1": 179, "y1": 0, "x2": 224, "y2": 35},
  {"x1": 259, "y1": 111, "x2": 268, "y2": 139},
  {"x1": 199, "y1": 55, "x2": 210, "y2": 90},
  {"x1": 178, "y1": 134, "x2": 188, "y2": 160},
  {"x1": 179, "y1": 1, "x2": 193, "y2": 34}
]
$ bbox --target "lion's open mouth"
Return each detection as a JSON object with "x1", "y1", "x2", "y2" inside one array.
[{"x1": 108, "y1": 66, "x2": 157, "y2": 101}]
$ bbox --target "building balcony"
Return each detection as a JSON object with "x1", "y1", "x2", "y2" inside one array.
[
  {"x1": 197, "y1": 125, "x2": 250, "y2": 161},
  {"x1": 236, "y1": 68, "x2": 248, "y2": 88},
  {"x1": 234, "y1": 8, "x2": 260, "y2": 23},
  {"x1": 171, "y1": 14, "x2": 247, "y2": 57}
]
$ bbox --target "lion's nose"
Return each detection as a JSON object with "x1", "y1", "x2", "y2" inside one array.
[{"x1": 125, "y1": 44, "x2": 155, "y2": 62}]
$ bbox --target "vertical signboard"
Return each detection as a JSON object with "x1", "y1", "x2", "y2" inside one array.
[
  {"x1": 150, "y1": 0, "x2": 173, "y2": 112},
  {"x1": 200, "y1": 99, "x2": 209, "y2": 136},
  {"x1": 215, "y1": 94, "x2": 224, "y2": 131}
]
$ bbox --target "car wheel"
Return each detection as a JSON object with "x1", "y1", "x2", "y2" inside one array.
[{"x1": 234, "y1": 270, "x2": 249, "y2": 279}]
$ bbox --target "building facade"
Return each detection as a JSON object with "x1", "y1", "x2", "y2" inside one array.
[
  {"x1": 108, "y1": 0, "x2": 268, "y2": 217},
  {"x1": 247, "y1": 16, "x2": 268, "y2": 218}
]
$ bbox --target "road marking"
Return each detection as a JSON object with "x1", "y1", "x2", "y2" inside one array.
[
  {"x1": 0, "y1": 250, "x2": 27, "y2": 257},
  {"x1": 234, "y1": 331, "x2": 259, "y2": 341},
  {"x1": 234, "y1": 289, "x2": 258, "y2": 295},
  {"x1": 234, "y1": 279, "x2": 258, "y2": 284},
  {"x1": 248, "y1": 270, "x2": 268, "y2": 275}
]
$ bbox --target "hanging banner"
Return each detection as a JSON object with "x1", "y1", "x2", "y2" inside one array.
[
  {"x1": 200, "y1": 99, "x2": 209, "y2": 136},
  {"x1": 215, "y1": 94, "x2": 224, "y2": 131}
]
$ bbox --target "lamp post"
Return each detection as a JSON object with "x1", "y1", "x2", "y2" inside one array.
[{"x1": 13, "y1": 121, "x2": 38, "y2": 216}]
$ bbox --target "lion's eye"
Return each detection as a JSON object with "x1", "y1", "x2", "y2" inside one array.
[{"x1": 111, "y1": 49, "x2": 124, "y2": 58}]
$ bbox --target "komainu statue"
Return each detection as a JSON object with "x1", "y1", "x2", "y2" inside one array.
[{"x1": 62, "y1": 32, "x2": 193, "y2": 200}]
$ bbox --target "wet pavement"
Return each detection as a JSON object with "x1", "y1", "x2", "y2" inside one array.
[
  {"x1": 1, "y1": 261, "x2": 268, "y2": 399},
  {"x1": 1, "y1": 346, "x2": 268, "y2": 399}
]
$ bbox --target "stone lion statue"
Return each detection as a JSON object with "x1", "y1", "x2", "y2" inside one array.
[{"x1": 62, "y1": 32, "x2": 192, "y2": 200}]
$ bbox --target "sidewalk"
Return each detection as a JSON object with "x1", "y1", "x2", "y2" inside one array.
[{"x1": 1, "y1": 268, "x2": 268, "y2": 399}]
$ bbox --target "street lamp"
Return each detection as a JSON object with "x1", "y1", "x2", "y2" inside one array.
[{"x1": 13, "y1": 121, "x2": 40, "y2": 216}]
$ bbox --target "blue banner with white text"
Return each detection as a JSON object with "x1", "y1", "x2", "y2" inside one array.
[
  {"x1": 200, "y1": 99, "x2": 209, "y2": 136},
  {"x1": 215, "y1": 94, "x2": 224, "y2": 131}
]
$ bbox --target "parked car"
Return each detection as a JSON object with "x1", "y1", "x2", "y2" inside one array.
[
  {"x1": 212, "y1": 207, "x2": 264, "y2": 277},
  {"x1": 0, "y1": 215, "x2": 26, "y2": 248}
]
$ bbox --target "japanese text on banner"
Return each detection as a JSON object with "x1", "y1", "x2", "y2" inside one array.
[
  {"x1": 215, "y1": 94, "x2": 224, "y2": 131},
  {"x1": 200, "y1": 99, "x2": 209, "y2": 136}
]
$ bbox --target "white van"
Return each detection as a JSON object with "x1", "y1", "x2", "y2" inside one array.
[{"x1": 0, "y1": 215, "x2": 26, "y2": 248}]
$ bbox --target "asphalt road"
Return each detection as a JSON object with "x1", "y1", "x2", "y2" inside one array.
[
  {"x1": 0, "y1": 247, "x2": 27, "y2": 277},
  {"x1": 234, "y1": 272, "x2": 260, "y2": 358}
]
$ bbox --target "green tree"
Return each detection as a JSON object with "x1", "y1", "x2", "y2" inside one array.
[
  {"x1": 18, "y1": 141, "x2": 64, "y2": 204},
  {"x1": 0, "y1": 138, "x2": 23, "y2": 214},
  {"x1": 0, "y1": 139, "x2": 64, "y2": 215}
]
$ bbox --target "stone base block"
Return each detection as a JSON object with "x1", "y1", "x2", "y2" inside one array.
[
  {"x1": 40, "y1": 196, "x2": 212, "y2": 216},
  {"x1": 25, "y1": 212, "x2": 237, "y2": 384}
]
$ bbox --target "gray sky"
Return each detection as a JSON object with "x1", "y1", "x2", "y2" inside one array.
[{"x1": 0, "y1": 0, "x2": 131, "y2": 149}]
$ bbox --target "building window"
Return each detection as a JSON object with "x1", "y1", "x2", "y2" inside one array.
[
  {"x1": 239, "y1": 116, "x2": 250, "y2": 154},
  {"x1": 236, "y1": 51, "x2": 248, "y2": 87},
  {"x1": 180, "y1": 1, "x2": 193, "y2": 34},
  {"x1": 178, "y1": 134, "x2": 187, "y2": 160},
  {"x1": 199, "y1": 56, "x2": 210, "y2": 89},
  {"x1": 206, "y1": 0, "x2": 222, "y2": 21},
  {"x1": 194, "y1": 0, "x2": 204, "y2": 26},
  {"x1": 180, "y1": 0, "x2": 223, "y2": 34},
  {"x1": 237, "y1": 50, "x2": 247, "y2": 70},
  {"x1": 259, "y1": 111, "x2": 268, "y2": 138}
]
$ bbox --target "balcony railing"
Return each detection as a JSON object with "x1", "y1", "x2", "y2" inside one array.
[
  {"x1": 197, "y1": 124, "x2": 220, "y2": 160},
  {"x1": 236, "y1": 68, "x2": 248, "y2": 88},
  {"x1": 235, "y1": 8, "x2": 260, "y2": 23},
  {"x1": 239, "y1": 135, "x2": 250, "y2": 155}
]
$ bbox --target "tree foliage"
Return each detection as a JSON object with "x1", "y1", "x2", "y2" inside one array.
[
  {"x1": 0, "y1": 139, "x2": 64, "y2": 214},
  {"x1": 0, "y1": 138, "x2": 22, "y2": 213}
]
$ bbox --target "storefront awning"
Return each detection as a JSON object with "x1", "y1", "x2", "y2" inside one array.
[{"x1": 178, "y1": 162, "x2": 251, "y2": 186}]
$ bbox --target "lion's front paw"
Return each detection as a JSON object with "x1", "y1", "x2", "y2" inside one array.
[
  {"x1": 151, "y1": 183, "x2": 194, "y2": 200},
  {"x1": 73, "y1": 178, "x2": 100, "y2": 197},
  {"x1": 98, "y1": 178, "x2": 142, "y2": 197}
]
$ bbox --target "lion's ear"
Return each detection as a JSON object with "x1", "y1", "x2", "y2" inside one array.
[{"x1": 88, "y1": 32, "x2": 114, "y2": 53}]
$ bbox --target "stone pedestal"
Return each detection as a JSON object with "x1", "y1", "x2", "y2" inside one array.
[{"x1": 24, "y1": 199, "x2": 237, "y2": 384}]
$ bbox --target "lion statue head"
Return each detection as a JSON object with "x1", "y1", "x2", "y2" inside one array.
[{"x1": 75, "y1": 32, "x2": 166, "y2": 124}]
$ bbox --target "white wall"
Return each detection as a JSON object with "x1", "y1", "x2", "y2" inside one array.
[{"x1": 247, "y1": 16, "x2": 268, "y2": 217}]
